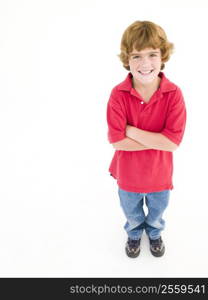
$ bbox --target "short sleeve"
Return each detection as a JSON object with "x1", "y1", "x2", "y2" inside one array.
[
  {"x1": 161, "y1": 87, "x2": 187, "y2": 146},
  {"x1": 106, "y1": 92, "x2": 127, "y2": 144}
]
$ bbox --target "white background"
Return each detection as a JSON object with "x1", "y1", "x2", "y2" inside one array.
[{"x1": 0, "y1": 0, "x2": 207, "y2": 277}]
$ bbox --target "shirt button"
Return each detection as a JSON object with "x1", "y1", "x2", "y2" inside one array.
[{"x1": 141, "y1": 101, "x2": 144, "y2": 104}]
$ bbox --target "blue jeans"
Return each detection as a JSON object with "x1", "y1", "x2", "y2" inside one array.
[{"x1": 118, "y1": 188, "x2": 170, "y2": 240}]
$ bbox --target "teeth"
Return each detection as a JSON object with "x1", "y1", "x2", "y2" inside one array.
[{"x1": 139, "y1": 70, "x2": 153, "y2": 74}]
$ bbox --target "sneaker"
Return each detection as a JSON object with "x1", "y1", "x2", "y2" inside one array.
[
  {"x1": 125, "y1": 238, "x2": 141, "y2": 258},
  {"x1": 149, "y1": 237, "x2": 165, "y2": 257}
]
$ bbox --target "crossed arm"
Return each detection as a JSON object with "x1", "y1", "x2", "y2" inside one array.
[{"x1": 112, "y1": 125, "x2": 178, "y2": 152}]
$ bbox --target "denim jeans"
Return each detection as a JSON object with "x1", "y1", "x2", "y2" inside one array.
[{"x1": 118, "y1": 188, "x2": 170, "y2": 240}]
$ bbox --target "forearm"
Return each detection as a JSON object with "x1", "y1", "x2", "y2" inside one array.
[
  {"x1": 112, "y1": 137, "x2": 151, "y2": 151},
  {"x1": 126, "y1": 126, "x2": 177, "y2": 152}
]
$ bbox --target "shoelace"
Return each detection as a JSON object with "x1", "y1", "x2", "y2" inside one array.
[
  {"x1": 128, "y1": 239, "x2": 140, "y2": 248},
  {"x1": 150, "y1": 238, "x2": 162, "y2": 250}
]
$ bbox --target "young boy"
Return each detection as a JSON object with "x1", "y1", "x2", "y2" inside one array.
[{"x1": 106, "y1": 21, "x2": 186, "y2": 258}]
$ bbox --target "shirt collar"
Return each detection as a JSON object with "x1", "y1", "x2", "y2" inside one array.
[{"x1": 117, "y1": 72, "x2": 177, "y2": 93}]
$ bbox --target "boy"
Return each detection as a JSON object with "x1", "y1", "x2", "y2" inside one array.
[{"x1": 106, "y1": 21, "x2": 186, "y2": 258}]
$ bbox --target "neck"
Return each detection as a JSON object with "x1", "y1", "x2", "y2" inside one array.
[{"x1": 132, "y1": 75, "x2": 161, "y2": 93}]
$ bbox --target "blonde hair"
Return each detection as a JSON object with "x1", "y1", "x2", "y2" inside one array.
[{"x1": 118, "y1": 20, "x2": 174, "y2": 70}]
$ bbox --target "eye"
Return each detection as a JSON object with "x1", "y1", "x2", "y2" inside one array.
[
  {"x1": 133, "y1": 56, "x2": 140, "y2": 59},
  {"x1": 150, "y1": 54, "x2": 157, "y2": 57}
]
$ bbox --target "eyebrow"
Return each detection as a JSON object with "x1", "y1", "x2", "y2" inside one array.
[{"x1": 130, "y1": 51, "x2": 160, "y2": 56}]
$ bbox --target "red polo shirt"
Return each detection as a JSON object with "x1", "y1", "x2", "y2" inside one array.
[{"x1": 107, "y1": 72, "x2": 186, "y2": 193}]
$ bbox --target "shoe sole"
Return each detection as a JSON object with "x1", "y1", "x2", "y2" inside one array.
[{"x1": 150, "y1": 246, "x2": 165, "y2": 257}]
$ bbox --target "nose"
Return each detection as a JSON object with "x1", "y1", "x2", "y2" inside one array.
[{"x1": 140, "y1": 56, "x2": 151, "y2": 67}]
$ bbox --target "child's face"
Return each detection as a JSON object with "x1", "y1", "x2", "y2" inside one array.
[{"x1": 128, "y1": 47, "x2": 162, "y2": 86}]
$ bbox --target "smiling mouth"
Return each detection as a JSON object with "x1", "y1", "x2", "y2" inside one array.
[{"x1": 138, "y1": 70, "x2": 154, "y2": 75}]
